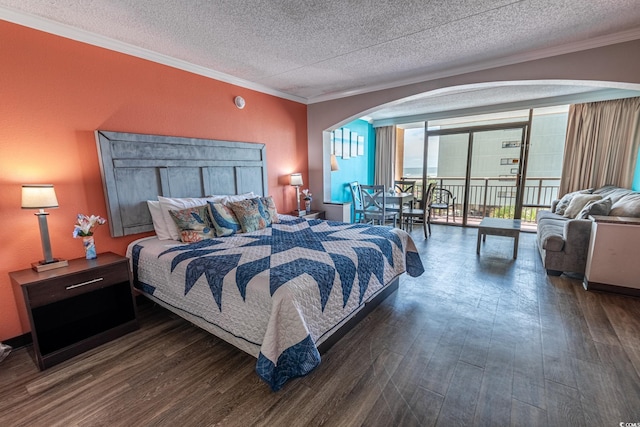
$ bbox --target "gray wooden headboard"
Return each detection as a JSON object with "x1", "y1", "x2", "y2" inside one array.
[{"x1": 95, "y1": 130, "x2": 268, "y2": 237}]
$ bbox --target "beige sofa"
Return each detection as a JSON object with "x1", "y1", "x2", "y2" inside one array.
[{"x1": 536, "y1": 185, "x2": 640, "y2": 276}]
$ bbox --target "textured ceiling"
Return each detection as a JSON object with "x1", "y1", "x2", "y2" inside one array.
[{"x1": 2, "y1": 0, "x2": 640, "y2": 118}]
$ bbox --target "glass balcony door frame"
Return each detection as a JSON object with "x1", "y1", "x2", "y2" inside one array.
[{"x1": 425, "y1": 112, "x2": 533, "y2": 225}]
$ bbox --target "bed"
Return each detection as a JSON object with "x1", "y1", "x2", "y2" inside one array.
[{"x1": 96, "y1": 130, "x2": 425, "y2": 390}]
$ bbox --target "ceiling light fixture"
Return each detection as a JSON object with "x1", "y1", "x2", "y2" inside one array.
[{"x1": 234, "y1": 96, "x2": 246, "y2": 109}]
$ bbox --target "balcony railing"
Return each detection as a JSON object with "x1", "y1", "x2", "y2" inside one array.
[{"x1": 402, "y1": 176, "x2": 560, "y2": 230}]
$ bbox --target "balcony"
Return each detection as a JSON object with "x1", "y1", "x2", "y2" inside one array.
[{"x1": 404, "y1": 176, "x2": 560, "y2": 232}]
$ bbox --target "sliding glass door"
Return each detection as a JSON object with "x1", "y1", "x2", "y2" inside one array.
[
  {"x1": 468, "y1": 127, "x2": 527, "y2": 223},
  {"x1": 400, "y1": 107, "x2": 568, "y2": 228},
  {"x1": 427, "y1": 124, "x2": 528, "y2": 226}
]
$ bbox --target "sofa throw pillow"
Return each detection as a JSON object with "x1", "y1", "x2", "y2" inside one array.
[
  {"x1": 227, "y1": 197, "x2": 267, "y2": 233},
  {"x1": 609, "y1": 193, "x2": 640, "y2": 217},
  {"x1": 555, "y1": 189, "x2": 592, "y2": 216},
  {"x1": 207, "y1": 201, "x2": 241, "y2": 237},
  {"x1": 260, "y1": 195, "x2": 280, "y2": 225},
  {"x1": 168, "y1": 205, "x2": 215, "y2": 243},
  {"x1": 563, "y1": 194, "x2": 602, "y2": 218},
  {"x1": 577, "y1": 197, "x2": 612, "y2": 219}
]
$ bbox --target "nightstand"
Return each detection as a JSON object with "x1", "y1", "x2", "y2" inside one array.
[{"x1": 10, "y1": 252, "x2": 138, "y2": 370}]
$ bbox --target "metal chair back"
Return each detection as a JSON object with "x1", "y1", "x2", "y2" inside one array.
[{"x1": 430, "y1": 187, "x2": 456, "y2": 222}]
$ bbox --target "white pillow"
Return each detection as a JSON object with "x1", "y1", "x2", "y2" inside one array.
[
  {"x1": 158, "y1": 196, "x2": 225, "y2": 240},
  {"x1": 563, "y1": 194, "x2": 602, "y2": 218},
  {"x1": 147, "y1": 200, "x2": 172, "y2": 240},
  {"x1": 222, "y1": 192, "x2": 259, "y2": 204}
]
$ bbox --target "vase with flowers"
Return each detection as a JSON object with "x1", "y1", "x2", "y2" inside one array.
[
  {"x1": 73, "y1": 214, "x2": 106, "y2": 259},
  {"x1": 301, "y1": 189, "x2": 312, "y2": 212}
]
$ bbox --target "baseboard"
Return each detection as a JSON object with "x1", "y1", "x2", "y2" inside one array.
[
  {"x1": 4, "y1": 333, "x2": 32, "y2": 350},
  {"x1": 583, "y1": 279, "x2": 640, "y2": 297}
]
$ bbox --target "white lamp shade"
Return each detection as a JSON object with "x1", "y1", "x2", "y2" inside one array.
[
  {"x1": 22, "y1": 185, "x2": 59, "y2": 209},
  {"x1": 290, "y1": 173, "x2": 303, "y2": 187}
]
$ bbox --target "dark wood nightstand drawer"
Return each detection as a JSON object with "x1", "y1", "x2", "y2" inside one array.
[{"x1": 26, "y1": 261, "x2": 130, "y2": 308}]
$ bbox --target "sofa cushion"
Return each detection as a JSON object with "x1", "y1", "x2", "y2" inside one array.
[
  {"x1": 577, "y1": 197, "x2": 612, "y2": 219},
  {"x1": 536, "y1": 209, "x2": 567, "y2": 224},
  {"x1": 555, "y1": 189, "x2": 592, "y2": 215},
  {"x1": 563, "y1": 194, "x2": 602, "y2": 218},
  {"x1": 609, "y1": 193, "x2": 640, "y2": 217},
  {"x1": 538, "y1": 219, "x2": 566, "y2": 252}
]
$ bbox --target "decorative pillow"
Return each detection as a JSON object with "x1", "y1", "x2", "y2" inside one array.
[
  {"x1": 227, "y1": 197, "x2": 267, "y2": 233},
  {"x1": 577, "y1": 197, "x2": 612, "y2": 219},
  {"x1": 158, "y1": 196, "x2": 224, "y2": 240},
  {"x1": 563, "y1": 194, "x2": 602, "y2": 218},
  {"x1": 168, "y1": 205, "x2": 215, "y2": 243},
  {"x1": 555, "y1": 189, "x2": 592, "y2": 215},
  {"x1": 260, "y1": 195, "x2": 280, "y2": 225},
  {"x1": 207, "y1": 201, "x2": 242, "y2": 237},
  {"x1": 147, "y1": 200, "x2": 172, "y2": 240}
]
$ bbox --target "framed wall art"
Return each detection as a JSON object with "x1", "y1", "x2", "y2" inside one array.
[
  {"x1": 342, "y1": 128, "x2": 350, "y2": 159},
  {"x1": 357, "y1": 135, "x2": 364, "y2": 156},
  {"x1": 350, "y1": 131, "x2": 358, "y2": 157},
  {"x1": 333, "y1": 129, "x2": 342, "y2": 156}
]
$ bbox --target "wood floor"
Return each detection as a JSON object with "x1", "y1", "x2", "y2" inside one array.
[{"x1": 2, "y1": 225, "x2": 640, "y2": 426}]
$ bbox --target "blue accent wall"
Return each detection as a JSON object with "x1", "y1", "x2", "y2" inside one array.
[{"x1": 330, "y1": 119, "x2": 375, "y2": 204}]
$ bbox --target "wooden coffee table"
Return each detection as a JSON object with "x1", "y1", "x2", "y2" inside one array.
[{"x1": 477, "y1": 218, "x2": 522, "y2": 259}]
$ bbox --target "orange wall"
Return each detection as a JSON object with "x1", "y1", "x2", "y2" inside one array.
[{"x1": 0, "y1": 21, "x2": 308, "y2": 341}]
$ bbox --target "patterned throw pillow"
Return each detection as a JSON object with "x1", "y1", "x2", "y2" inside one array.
[
  {"x1": 168, "y1": 205, "x2": 215, "y2": 243},
  {"x1": 260, "y1": 195, "x2": 280, "y2": 225},
  {"x1": 207, "y1": 201, "x2": 242, "y2": 237},
  {"x1": 227, "y1": 197, "x2": 267, "y2": 233}
]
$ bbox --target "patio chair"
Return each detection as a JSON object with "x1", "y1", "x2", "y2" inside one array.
[
  {"x1": 430, "y1": 187, "x2": 456, "y2": 223},
  {"x1": 402, "y1": 182, "x2": 435, "y2": 238},
  {"x1": 360, "y1": 184, "x2": 398, "y2": 227}
]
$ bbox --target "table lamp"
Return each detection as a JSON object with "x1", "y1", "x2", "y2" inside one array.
[
  {"x1": 290, "y1": 173, "x2": 304, "y2": 215},
  {"x1": 21, "y1": 184, "x2": 68, "y2": 272},
  {"x1": 330, "y1": 154, "x2": 340, "y2": 171}
]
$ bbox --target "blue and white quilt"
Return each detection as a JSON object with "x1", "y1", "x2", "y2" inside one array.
[{"x1": 128, "y1": 217, "x2": 424, "y2": 391}]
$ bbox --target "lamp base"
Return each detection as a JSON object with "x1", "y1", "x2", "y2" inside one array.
[{"x1": 32, "y1": 258, "x2": 68, "y2": 273}]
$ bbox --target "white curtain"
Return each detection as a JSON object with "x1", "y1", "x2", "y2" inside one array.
[
  {"x1": 560, "y1": 97, "x2": 640, "y2": 195},
  {"x1": 375, "y1": 126, "x2": 396, "y2": 189}
]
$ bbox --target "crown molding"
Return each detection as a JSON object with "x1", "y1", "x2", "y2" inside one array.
[
  {"x1": 308, "y1": 27, "x2": 640, "y2": 104},
  {"x1": 0, "y1": 6, "x2": 307, "y2": 104}
]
